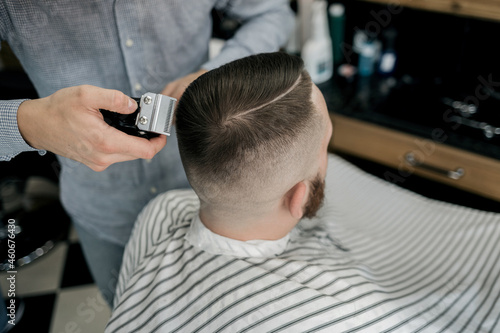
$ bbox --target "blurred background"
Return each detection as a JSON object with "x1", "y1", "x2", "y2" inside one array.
[{"x1": 1, "y1": 1, "x2": 500, "y2": 332}]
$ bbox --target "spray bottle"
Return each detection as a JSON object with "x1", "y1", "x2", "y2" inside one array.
[{"x1": 301, "y1": 0, "x2": 333, "y2": 84}]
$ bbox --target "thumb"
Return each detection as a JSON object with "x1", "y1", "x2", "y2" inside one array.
[{"x1": 84, "y1": 85, "x2": 138, "y2": 115}]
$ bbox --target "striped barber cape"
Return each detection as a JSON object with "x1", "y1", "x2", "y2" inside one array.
[{"x1": 106, "y1": 154, "x2": 500, "y2": 333}]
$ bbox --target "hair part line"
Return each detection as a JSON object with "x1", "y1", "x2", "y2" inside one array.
[{"x1": 227, "y1": 73, "x2": 304, "y2": 121}]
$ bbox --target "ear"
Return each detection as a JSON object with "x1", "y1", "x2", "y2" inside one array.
[{"x1": 284, "y1": 181, "x2": 308, "y2": 220}]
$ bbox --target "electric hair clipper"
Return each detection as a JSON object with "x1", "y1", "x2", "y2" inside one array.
[{"x1": 100, "y1": 92, "x2": 176, "y2": 139}]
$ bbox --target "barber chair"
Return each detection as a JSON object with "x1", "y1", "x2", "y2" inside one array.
[
  {"x1": 0, "y1": 152, "x2": 70, "y2": 270},
  {"x1": 0, "y1": 151, "x2": 70, "y2": 330}
]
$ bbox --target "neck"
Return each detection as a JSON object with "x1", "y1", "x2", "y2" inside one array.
[{"x1": 199, "y1": 206, "x2": 299, "y2": 242}]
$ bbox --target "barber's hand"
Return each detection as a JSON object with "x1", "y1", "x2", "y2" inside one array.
[
  {"x1": 17, "y1": 85, "x2": 167, "y2": 171},
  {"x1": 161, "y1": 69, "x2": 208, "y2": 101}
]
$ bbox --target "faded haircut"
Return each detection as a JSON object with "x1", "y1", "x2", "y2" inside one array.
[{"x1": 176, "y1": 52, "x2": 324, "y2": 214}]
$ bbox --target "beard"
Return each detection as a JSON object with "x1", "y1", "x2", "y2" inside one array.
[{"x1": 303, "y1": 174, "x2": 325, "y2": 219}]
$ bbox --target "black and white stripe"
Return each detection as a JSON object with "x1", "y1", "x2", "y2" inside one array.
[{"x1": 106, "y1": 154, "x2": 500, "y2": 332}]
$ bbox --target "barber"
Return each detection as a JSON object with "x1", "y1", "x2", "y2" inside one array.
[{"x1": 0, "y1": 0, "x2": 293, "y2": 305}]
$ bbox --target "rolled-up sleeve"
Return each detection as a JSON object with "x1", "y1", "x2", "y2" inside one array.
[
  {"x1": 0, "y1": 100, "x2": 45, "y2": 161},
  {"x1": 202, "y1": 0, "x2": 295, "y2": 70}
]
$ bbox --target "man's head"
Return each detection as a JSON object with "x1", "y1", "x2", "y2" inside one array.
[{"x1": 176, "y1": 52, "x2": 332, "y2": 237}]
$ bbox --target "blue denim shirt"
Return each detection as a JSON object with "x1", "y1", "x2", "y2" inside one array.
[{"x1": 0, "y1": 0, "x2": 293, "y2": 245}]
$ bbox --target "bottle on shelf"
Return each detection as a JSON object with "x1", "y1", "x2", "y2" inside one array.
[
  {"x1": 285, "y1": 0, "x2": 301, "y2": 56},
  {"x1": 378, "y1": 27, "x2": 398, "y2": 76},
  {"x1": 301, "y1": 0, "x2": 333, "y2": 84},
  {"x1": 328, "y1": 3, "x2": 345, "y2": 69},
  {"x1": 358, "y1": 41, "x2": 376, "y2": 77}
]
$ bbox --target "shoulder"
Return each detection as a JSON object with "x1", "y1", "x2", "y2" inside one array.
[
  {"x1": 135, "y1": 189, "x2": 199, "y2": 241},
  {"x1": 145, "y1": 188, "x2": 199, "y2": 213}
]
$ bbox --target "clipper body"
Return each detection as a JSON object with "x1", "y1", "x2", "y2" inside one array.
[{"x1": 100, "y1": 92, "x2": 176, "y2": 139}]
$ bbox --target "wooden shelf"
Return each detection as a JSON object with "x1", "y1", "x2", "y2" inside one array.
[
  {"x1": 358, "y1": 0, "x2": 500, "y2": 22},
  {"x1": 329, "y1": 113, "x2": 500, "y2": 202}
]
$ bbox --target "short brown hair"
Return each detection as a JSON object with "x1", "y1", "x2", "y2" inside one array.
[{"x1": 176, "y1": 52, "x2": 323, "y2": 213}]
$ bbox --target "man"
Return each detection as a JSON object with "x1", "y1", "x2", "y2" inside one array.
[
  {"x1": 0, "y1": 0, "x2": 294, "y2": 303},
  {"x1": 107, "y1": 52, "x2": 500, "y2": 333},
  {"x1": 106, "y1": 52, "x2": 333, "y2": 332},
  {"x1": 176, "y1": 52, "x2": 331, "y2": 242}
]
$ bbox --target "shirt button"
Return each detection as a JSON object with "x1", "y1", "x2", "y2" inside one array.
[
  {"x1": 145, "y1": 159, "x2": 153, "y2": 164},
  {"x1": 134, "y1": 83, "x2": 142, "y2": 92},
  {"x1": 125, "y1": 38, "x2": 134, "y2": 47},
  {"x1": 150, "y1": 187, "x2": 157, "y2": 194}
]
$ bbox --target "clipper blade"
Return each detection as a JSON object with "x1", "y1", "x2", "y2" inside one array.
[{"x1": 136, "y1": 93, "x2": 177, "y2": 136}]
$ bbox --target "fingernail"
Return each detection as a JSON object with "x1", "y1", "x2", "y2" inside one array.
[{"x1": 128, "y1": 98, "x2": 137, "y2": 111}]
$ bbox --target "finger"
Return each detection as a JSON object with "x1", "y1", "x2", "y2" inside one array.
[
  {"x1": 78, "y1": 85, "x2": 138, "y2": 115},
  {"x1": 161, "y1": 82, "x2": 174, "y2": 96},
  {"x1": 84, "y1": 152, "x2": 145, "y2": 172},
  {"x1": 103, "y1": 127, "x2": 167, "y2": 159},
  {"x1": 148, "y1": 134, "x2": 168, "y2": 153},
  {"x1": 161, "y1": 83, "x2": 182, "y2": 101},
  {"x1": 91, "y1": 135, "x2": 166, "y2": 169}
]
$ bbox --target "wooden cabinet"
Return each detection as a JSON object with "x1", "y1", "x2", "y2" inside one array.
[
  {"x1": 329, "y1": 114, "x2": 500, "y2": 202},
  {"x1": 324, "y1": 0, "x2": 500, "y2": 203},
  {"x1": 359, "y1": 0, "x2": 500, "y2": 22}
]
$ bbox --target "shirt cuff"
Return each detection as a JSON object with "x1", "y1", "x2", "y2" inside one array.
[{"x1": 0, "y1": 99, "x2": 46, "y2": 161}]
